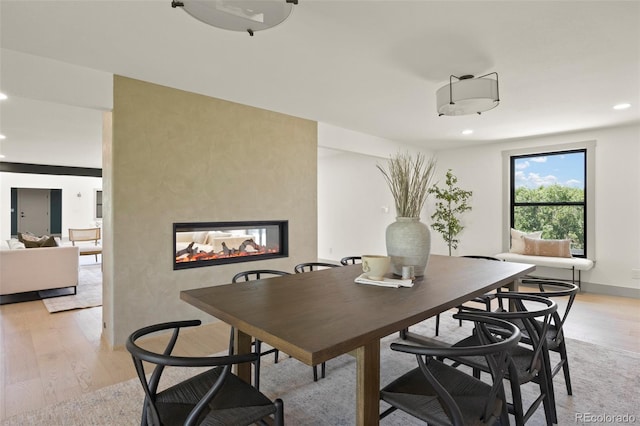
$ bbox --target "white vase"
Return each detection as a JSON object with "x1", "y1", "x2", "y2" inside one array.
[{"x1": 385, "y1": 217, "x2": 431, "y2": 277}]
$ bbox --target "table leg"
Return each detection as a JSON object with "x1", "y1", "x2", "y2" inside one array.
[
  {"x1": 234, "y1": 328, "x2": 252, "y2": 384},
  {"x1": 507, "y1": 278, "x2": 519, "y2": 292},
  {"x1": 507, "y1": 279, "x2": 519, "y2": 311},
  {"x1": 355, "y1": 339, "x2": 380, "y2": 426}
]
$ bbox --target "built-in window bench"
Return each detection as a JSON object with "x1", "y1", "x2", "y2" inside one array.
[{"x1": 495, "y1": 253, "x2": 594, "y2": 288}]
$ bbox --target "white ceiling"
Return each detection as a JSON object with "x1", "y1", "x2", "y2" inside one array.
[{"x1": 1, "y1": 1, "x2": 639, "y2": 169}]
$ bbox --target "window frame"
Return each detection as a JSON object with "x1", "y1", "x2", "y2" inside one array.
[
  {"x1": 502, "y1": 140, "x2": 596, "y2": 260},
  {"x1": 95, "y1": 189, "x2": 103, "y2": 220}
]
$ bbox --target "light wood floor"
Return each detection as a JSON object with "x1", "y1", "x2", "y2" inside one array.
[{"x1": 1, "y1": 288, "x2": 638, "y2": 421}]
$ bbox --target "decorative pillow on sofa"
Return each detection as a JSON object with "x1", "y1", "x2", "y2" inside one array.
[
  {"x1": 40, "y1": 236, "x2": 58, "y2": 247},
  {"x1": 509, "y1": 228, "x2": 542, "y2": 254},
  {"x1": 17, "y1": 232, "x2": 58, "y2": 248},
  {"x1": 18, "y1": 232, "x2": 42, "y2": 248},
  {"x1": 523, "y1": 237, "x2": 572, "y2": 258}
]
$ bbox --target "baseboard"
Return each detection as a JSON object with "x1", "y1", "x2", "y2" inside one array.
[{"x1": 580, "y1": 281, "x2": 640, "y2": 299}]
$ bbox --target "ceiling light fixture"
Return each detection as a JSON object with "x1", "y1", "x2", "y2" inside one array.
[
  {"x1": 0, "y1": 93, "x2": 7, "y2": 100},
  {"x1": 436, "y1": 73, "x2": 499, "y2": 116},
  {"x1": 0, "y1": 135, "x2": 6, "y2": 140},
  {"x1": 613, "y1": 103, "x2": 631, "y2": 110},
  {"x1": 171, "y1": 0, "x2": 298, "y2": 36},
  {"x1": 461, "y1": 129, "x2": 474, "y2": 135}
]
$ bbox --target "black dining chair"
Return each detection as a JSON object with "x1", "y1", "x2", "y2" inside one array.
[
  {"x1": 339, "y1": 256, "x2": 361, "y2": 265},
  {"x1": 293, "y1": 261, "x2": 341, "y2": 381},
  {"x1": 232, "y1": 269, "x2": 290, "y2": 390},
  {"x1": 432, "y1": 256, "x2": 503, "y2": 336},
  {"x1": 511, "y1": 278, "x2": 579, "y2": 395},
  {"x1": 293, "y1": 261, "x2": 341, "y2": 273},
  {"x1": 126, "y1": 319, "x2": 284, "y2": 426},
  {"x1": 381, "y1": 313, "x2": 521, "y2": 425},
  {"x1": 446, "y1": 293, "x2": 558, "y2": 426}
]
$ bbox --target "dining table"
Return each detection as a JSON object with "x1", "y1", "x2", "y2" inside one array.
[{"x1": 180, "y1": 254, "x2": 535, "y2": 425}]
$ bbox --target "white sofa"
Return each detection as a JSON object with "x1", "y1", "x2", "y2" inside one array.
[{"x1": 0, "y1": 240, "x2": 79, "y2": 296}]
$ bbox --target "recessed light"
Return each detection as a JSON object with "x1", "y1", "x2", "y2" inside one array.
[
  {"x1": 461, "y1": 129, "x2": 473, "y2": 135},
  {"x1": 0, "y1": 154, "x2": 5, "y2": 159},
  {"x1": 0, "y1": 134, "x2": 6, "y2": 140},
  {"x1": 613, "y1": 103, "x2": 631, "y2": 110},
  {"x1": 0, "y1": 93, "x2": 7, "y2": 100}
]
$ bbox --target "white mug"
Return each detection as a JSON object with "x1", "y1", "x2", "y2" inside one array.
[{"x1": 362, "y1": 255, "x2": 390, "y2": 280}]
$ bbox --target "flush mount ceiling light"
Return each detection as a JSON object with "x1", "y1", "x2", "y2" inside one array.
[
  {"x1": 171, "y1": 0, "x2": 298, "y2": 36},
  {"x1": 436, "y1": 73, "x2": 499, "y2": 116}
]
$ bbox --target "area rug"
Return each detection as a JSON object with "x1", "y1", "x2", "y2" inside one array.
[
  {"x1": 40, "y1": 264, "x2": 102, "y2": 313},
  {"x1": 2, "y1": 315, "x2": 638, "y2": 425}
]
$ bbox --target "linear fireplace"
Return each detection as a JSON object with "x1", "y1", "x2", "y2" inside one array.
[{"x1": 173, "y1": 220, "x2": 288, "y2": 270}]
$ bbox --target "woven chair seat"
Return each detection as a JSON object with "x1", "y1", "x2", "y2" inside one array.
[
  {"x1": 508, "y1": 318, "x2": 563, "y2": 350},
  {"x1": 381, "y1": 362, "x2": 502, "y2": 426},
  {"x1": 155, "y1": 368, "x2": 276, "y2": 425},
  {"x1": 451, "y1": 334, "x2": 543, "y2": 385}
]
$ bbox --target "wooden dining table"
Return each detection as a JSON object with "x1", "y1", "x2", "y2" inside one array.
[{"x1": 180, "y1": 254, "x2": 534, "y2": 425}]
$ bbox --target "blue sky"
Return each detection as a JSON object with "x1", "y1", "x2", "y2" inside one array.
[{"x1": 514, "y1": 152, "x2": 584, "y2": 189}]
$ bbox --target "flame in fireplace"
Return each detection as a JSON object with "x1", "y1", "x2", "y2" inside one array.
[{"x1": 176, "y1": 241, "x2": 280, "y2": 264}]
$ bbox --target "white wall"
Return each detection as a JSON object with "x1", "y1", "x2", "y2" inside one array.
[
  {"x1": 317, "y1": 123, "x2": 435, "y2": 262},
  {"x1": 0, "y1": 172, "x2": 102, "y2": 240},
  {"x1": 434, "y1": 124, "x2": 640, "y2": 291},
  {"x1": 318, "y1": 122, "x2": 640, "y2": 293}
]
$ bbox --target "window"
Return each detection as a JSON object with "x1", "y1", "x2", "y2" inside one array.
[
  {"x1": 511, "y1": 150, "x2": 586, "y2": 256},
  {"x1": 95, "y1": 190, "x2": 103, "y2": 219},
  {"x1": 503, "y1": 141, "x2": 595, "y2": 259}
]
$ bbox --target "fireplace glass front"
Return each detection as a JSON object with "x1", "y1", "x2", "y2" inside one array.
[{"x1": 174, "y1": 220, "x2": 288, "y2": 270}]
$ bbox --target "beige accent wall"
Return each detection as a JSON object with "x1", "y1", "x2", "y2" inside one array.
[{"x1": 103, "y1": 76, "x2": 317, "y2": 346}]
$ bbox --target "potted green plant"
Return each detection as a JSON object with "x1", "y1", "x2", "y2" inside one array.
[
  {"x1": 428, "y1": 169, "x2": 472, "y2": 256},
  {"x1": 377, "y1": 152, "x2": 437, "y2": 276}
]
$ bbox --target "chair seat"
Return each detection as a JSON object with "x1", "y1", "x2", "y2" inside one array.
[
  {"x1": 78, "y1": 245, "x2": 102, "y2": 255},
  {"x1": 509, "y1": 318, "x2": 564, "y2": 350},
  {"x1": 451, "y1": 333, "x2": 542, "y2": 385},
  {"x1": 156, "y1": 367, "x2": 277, "y2": 425},
  {"x1": 381, "y1": 361, "x2": 502, "y2": 426}
]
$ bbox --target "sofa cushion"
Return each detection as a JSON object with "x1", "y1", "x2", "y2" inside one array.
[
  {"x1": 0, "y1": 240, "x2": 10, "y2": 250},
  {"x1": 523, "y1": 237, "x2": 572, "y2": 258},
  {"x1": 509, "y1": 228, "x2": 542, "y2": 254},
  {"x1": 8, "y1": 239, "x2": 26, "y2": 250}
]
